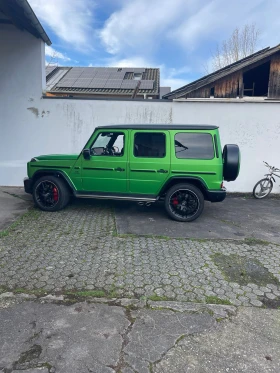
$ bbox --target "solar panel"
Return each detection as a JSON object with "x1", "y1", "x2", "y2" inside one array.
[
  {"x1": 72, "y1": 79, "x2": 92, "y2": 88},
  {"x1": 87, "y1": 80, "x2": 107, "y2": 89},
  {"x1": 122, "y1": 68, "x2": 145, "y2": 73},
  {"x1": 109, "y1": 72, "x2": 126, "y2": 79},
  {"x1": 56, "y1": 79, "x2": 76, "y2": 87},
  {"x1": 94, "y1": 73, "x2": 111, "y2": 78},
  {"x1": 104, "y1": 79, "x2": 123, "y2": 89},
  {"x1": 139, "y1": 80, "x2": 154, "y2": 89},
  {"x1": 121, "y1": 80, "x2": 138, "y2": 89},
  {"x1": 46, "y1": 66, "x2": 57, "y2": 76}
]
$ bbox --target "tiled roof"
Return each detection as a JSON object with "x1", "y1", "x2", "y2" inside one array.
[
  {"x1": 163, "y1": 44, "x2": 280, "y2": 99},
  {"x1": 46, "y1": 67, "x2": 159, "y2": 95}
]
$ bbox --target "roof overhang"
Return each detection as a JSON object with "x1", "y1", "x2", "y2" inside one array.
[{"x1": 0, "y1": 0, "x2": 51, "y2": 45}]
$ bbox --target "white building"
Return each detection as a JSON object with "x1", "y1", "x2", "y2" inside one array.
[{"x1": 0, "y1": 0, "x2": 50, "y2": 185}]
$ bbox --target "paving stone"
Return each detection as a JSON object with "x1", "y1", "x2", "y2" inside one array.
[
  {"x1": 1, "y1": 202, "x2": 280, "y2": 308},
  {"x1": 250, "y1": 299, "x2": 263, "y2": 307}
]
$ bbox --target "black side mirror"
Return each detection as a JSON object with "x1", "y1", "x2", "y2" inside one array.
[{"x1": 83, "y1": 149, "x2": 91, "y2": 160}]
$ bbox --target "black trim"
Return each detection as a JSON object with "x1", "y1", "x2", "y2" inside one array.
[
  {"x1": 214, "y1": 135, "x2": 219, "y2": 158},
  {"x1": 130, "y1": 169, "x2": 156, "y2": 173},
  {"x1": 171, "y1": 171, "x2": 216, "y2": 175},
  {"x1": 83, "y1": 167, "x2": 114, "y2": 171},
  {"x1": 160, "y1": 176, "x2": 226, "y2": 203},
  {"x1": 96, "y1": 124, "x2": 218, "y2": 130},
  {"x1": 30, "y1": 165, "x2": 71, "y2": 169},
  {"x1": 75, "y1": 191, "x2": 157, "y2": 201},
  {"x1": 24, "y1": 178, "x2": 32, "y2": 194},
  {"x1": 25, "y1": 170, "x2": 76, "y2": 193},
  {"x1": 205, "y1": 190, "x2": 226, "y2": 202}
]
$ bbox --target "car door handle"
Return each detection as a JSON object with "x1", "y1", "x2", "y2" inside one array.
[
  {"x1": 157, "y1": 169, "x2": 168, "y2": 173},
  {"x1": 115, "y1": 167, "x2": 125, "y2": 172}
]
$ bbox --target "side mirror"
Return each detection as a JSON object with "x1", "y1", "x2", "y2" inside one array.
[{"x1": 83, "y1": 149, "x2": 91, "y2": 160}]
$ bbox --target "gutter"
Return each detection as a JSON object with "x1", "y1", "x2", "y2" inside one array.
[{"x1": 16, "y1": 0, "x2": 51, "y2": 45}]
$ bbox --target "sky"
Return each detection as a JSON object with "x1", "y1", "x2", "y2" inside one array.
[{"x1": 29, "y1": 0, "x2": 280, "y2": 91}]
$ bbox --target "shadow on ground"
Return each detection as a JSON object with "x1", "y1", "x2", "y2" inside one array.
[{"x1": 114, "y1": 196, "x2": 280, "y2": 244}]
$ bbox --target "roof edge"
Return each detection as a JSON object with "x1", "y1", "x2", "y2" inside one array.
[
  {"x1": 163, "y1": 44, "x2": 280, "y2": 99},
  {"x1": 17, "y1": 0, "x2": 51, "y2": 45}
]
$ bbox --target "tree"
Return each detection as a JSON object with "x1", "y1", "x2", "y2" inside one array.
[{"x1": 212, "y1": 23, "x2": 260, "y2": 71}]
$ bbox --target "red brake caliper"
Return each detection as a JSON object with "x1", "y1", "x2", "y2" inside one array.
[
  {"x1": 172, "y1": 198, "x2": 179, "y2": 206},
  {"x1": 53, "y1": 187, "x2": 58, "y2": 202}
]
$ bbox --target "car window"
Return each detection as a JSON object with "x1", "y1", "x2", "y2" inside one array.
[
  {"x1": 134, "y1": 132, "x2": 166, "y2": 158},
  {"x1": 174, "y1": 133, "x2": 214, "y2": 159},
  {"x1": 91, "y1": 132, "x2": 124, "y2": 156}
]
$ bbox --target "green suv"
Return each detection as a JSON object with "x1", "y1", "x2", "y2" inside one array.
[{"x1": 24, "y1": 125, "x2": 240, "y2": 222}]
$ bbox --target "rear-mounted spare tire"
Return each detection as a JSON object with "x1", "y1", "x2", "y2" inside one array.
[{"x1": 223, "y1": 144, "x2": 240, "y2": 181}]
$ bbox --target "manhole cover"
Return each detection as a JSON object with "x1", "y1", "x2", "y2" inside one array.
[{"x1": 212, "y1": 253, "x2": 280, "y2": 286}]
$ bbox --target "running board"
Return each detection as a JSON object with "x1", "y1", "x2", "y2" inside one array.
[{"x1": 75, "y1": 193, "x2": 157, "y2": 202}]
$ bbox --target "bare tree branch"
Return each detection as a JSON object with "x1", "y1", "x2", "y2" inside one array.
[{"x1": 212, "y1": 23, "x2": 260, "y2": 72}]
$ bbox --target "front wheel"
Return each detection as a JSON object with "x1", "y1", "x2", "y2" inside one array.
[
  {"x1": 165, "y1": 183, "x2": 204, "y2": 222},
  {"x1": 253, "y1": 178, "x2": 273, "y2": 199},
  {"x1": 33, "y1": 175, "x2": 70, "y2": 211}
]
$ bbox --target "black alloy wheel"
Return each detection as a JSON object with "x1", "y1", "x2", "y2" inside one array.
[
  {"x1": 33, "y1": 175, "x2": 70, "y2": 211},
  {"x1": 165, "y1": 183, "x2": 204, "y2": 222}
]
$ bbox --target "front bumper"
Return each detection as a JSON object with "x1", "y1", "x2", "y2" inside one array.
[
  {"x1": 24, "y1": 177, "x2": 32, "y2": 194},
  {"x1": 205, "y1": 189, "x2": 226, "y2": 203}
]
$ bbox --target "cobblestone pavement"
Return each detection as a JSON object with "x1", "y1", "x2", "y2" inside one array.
[{"x1": 1, "y1": 200, "x2": 280, "y2": 307}]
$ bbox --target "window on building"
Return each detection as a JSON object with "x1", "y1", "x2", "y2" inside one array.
[
  {"x1": 175, "y1": 133, "x2": 214, "y2": 159},
  {"x1": 134, "y1": 73, "x2": 142, "y2": 80},
  {"x1": 134, "y1": 133, "x2": 166, "y2": 158},
  {"x1": 243, "y1": 61, "x2": 270, "y2": 96}
]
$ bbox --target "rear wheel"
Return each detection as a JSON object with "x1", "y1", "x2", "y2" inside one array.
[
  {"x1": 253, "y1": 178, "x2": 273, "y2": 199},
  {"x1": 33, "y1": 175, "x2": 70, "y2": 211},
  {"x1": 165, "y1": 183, "x2": 204, "y2": 222}
]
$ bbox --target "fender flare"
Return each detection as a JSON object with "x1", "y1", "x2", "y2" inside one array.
[{"x1": 30, "y1": 170, "x2": 76, "y2": 193}]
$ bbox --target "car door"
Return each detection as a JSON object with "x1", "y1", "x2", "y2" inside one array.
[
  {"x1": 128, "y1": 130, "x2": 170, "y2": 195},
  {"x1": 81, "y1": 130, "x2": 128, "y2": 193}
]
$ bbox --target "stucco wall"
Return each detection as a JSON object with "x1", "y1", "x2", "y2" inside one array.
[
  {"x1": 1, "y1": 24, "x2": 280, "y2": 193},
  {"x1": 0, "y1": 24, "x2": 45, "y2": 185},
  {"x1": 1, "y1": 96, "x2": 280, "y2": 193}
]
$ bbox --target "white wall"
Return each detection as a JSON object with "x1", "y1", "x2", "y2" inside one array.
[
  {"x1": 0, "y1": 24, "x2": 45, "y2": 185},
  {"x1": 1, "y1": 96, "x2": 280, "y2": 193},
  {"x1": 0, "y1": 25, "x2": 279, "y2": 192}
]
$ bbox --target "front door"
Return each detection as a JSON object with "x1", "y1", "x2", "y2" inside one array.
[
  {"x1": 128, "y1": 130, "x2": 170, "y2": 195},
  {"x1": 81, "y1": 130, "x2": 128, "y2": 193}
]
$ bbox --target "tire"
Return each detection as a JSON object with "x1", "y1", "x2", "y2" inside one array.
[
  {"x1": 253, "y1": 178, "x2": 273, "y2": 199},
  {"x1": 33, "y1": 175, "x2": 70, "y2": 211},
  {"x1": 164, "y1": 183, "x2": 204, "y2": 222},
  {"x1": 223, "y1": 144, "x2": 240, "y2": 181}
]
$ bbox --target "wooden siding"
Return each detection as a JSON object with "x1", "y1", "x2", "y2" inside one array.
[
  {"x1": 186, "y1": 87, "x2": 210, "y2": 98},
  {"x1": 214, "y1": 72, "x2": 241, "y2": 98},
  {"x1": 185, "y1": 71, "x2": 241, "y2": 99},
  {"x1": 268, "y1": 53, "x2": 280, "y2": 98}
]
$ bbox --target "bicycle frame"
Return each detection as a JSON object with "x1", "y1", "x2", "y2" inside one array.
[{"x1": 264, "y1": 162, "x2": 280, "y2": 185}]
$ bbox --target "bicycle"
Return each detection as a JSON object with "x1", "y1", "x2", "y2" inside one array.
[{"x1": 253, "y1": 161, "x2": 280, "y2": 199}]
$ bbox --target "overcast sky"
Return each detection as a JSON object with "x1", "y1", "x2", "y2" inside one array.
[{"x1": 29, "y1": 0, "x2": 280, "y2": 90}]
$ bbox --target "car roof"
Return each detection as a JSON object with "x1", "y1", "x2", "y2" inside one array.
[{"x1": 95, "y1": 124, "x2": 218, "y2": 130}]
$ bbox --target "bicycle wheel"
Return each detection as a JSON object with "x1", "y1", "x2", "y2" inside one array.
[{"x1": 253, "y1": 178, "x2": 273, "y2": 199}]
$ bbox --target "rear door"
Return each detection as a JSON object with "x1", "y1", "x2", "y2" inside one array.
[{"x1": 128, "y1": 130, "x2": 170, "y2": 195}]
